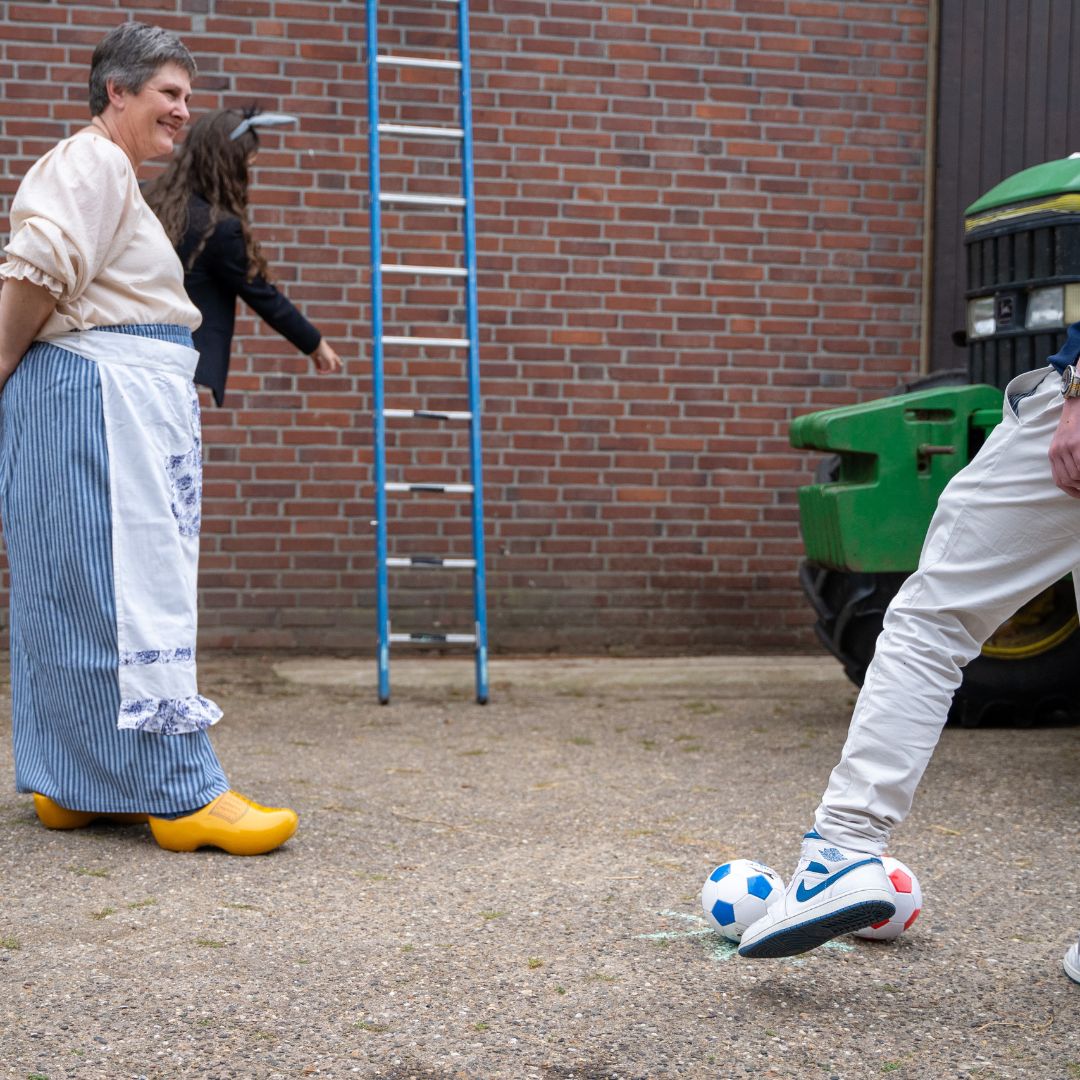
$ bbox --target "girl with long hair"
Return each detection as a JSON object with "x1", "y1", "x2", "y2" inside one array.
[{"x1": 144, "y1": 107, "x2": 341, "y2": 406}]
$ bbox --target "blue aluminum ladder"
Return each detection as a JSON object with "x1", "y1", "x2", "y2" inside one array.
[{"x1": 365, "y1": 0, "x2": 490, "y2": 705}]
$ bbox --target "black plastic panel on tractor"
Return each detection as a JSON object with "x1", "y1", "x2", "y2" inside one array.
[
  {"x1": 967, "y1": 329, "x2": 1066, "y2": 389},
  {"x1": 964, "y1": 217, "x2": 1080, "y2": 389},
  {"x1": 967, "y1": 221, "x2": 1080, "y2": 290}
]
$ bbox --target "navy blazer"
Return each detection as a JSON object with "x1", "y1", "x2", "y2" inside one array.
[{"x1": 178, "y1": 194, "x2": 322, "y2": 406}]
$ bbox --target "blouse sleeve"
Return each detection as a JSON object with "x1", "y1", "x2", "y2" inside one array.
[{"x1": 1, "y1": 135, "x2": 138, "y2": 305}]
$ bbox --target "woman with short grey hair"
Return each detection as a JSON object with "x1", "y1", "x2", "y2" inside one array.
[
  {"x1": 0, "y1": 22, "x2": 298, "y2": 855},
  {"x1": 86, "y1": 20, "x2": 197, "y2": 116}
]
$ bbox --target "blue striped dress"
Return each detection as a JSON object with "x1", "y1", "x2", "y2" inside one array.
[{"x1": 2, "y1": 324, "x2": 229, "y2": 815}]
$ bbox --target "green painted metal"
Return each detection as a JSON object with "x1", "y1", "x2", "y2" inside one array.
[
  {"x1": 792, "y1": 384, "x2": 1004, "y2": 572},
  {"x1": 966, "y1": 155, "x2": 1080, "y2": 215}
]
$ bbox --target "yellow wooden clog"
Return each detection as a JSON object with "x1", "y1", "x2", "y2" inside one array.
[
  {"x1": 33, "y1": 793, "x2": 149, "y2": 829},
  {"x1": 148, "y1": 790, "x2": 297, "y2": 855}
]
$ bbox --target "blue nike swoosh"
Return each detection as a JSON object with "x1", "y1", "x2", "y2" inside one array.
[{"x1": 795, "y1": 858, "x2": 880, "y2": 903}]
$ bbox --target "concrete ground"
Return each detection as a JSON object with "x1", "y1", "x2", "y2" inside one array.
[{"x1": 0, "y1": 653, "x2": 1076, "y2": 1080}]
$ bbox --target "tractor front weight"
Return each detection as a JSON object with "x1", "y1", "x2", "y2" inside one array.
[{"x1": 792, "y1": 383, "x2": 1004, "y2": 574}]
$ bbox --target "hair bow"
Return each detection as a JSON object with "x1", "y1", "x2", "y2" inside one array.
[{"x1": 230, "y1": 109, "x2": 299, "y2": 140}]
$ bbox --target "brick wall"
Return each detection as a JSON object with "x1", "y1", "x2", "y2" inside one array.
[{"x1": 0, "y1": 0, "x2": 931, "y2": 654}]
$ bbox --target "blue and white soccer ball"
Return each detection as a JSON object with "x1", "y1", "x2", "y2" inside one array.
[{"x1": 700, "y1": 859, "x2": 785, "y2": 942}]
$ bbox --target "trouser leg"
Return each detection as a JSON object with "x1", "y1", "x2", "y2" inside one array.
[{"x1": 815, "y1": 370, "x2": 1080, "y2": 853}]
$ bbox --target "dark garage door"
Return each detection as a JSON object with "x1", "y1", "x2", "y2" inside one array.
[{"x1": 931, "y1": 0, "x2": 1080, "y2": 370}]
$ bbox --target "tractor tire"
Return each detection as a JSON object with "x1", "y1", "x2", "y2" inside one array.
[{"x1": 800, "y1": 560, "x2": 1080, "y2": 727}]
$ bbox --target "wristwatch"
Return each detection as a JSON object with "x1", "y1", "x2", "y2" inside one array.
[{"x1": 1062, "y1": 364, "x2": 1080, "y2": 398}]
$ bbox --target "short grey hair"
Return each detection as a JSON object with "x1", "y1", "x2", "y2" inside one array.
[{"x1": 88, "y1": 22, "x2": 196, "y2": 116}]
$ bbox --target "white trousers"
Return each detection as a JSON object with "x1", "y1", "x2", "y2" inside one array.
[{"x1": 815, "y1": 366, "x2": 1079, "y2": 854}]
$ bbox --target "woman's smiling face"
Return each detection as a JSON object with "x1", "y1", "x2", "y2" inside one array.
[{"x1": 109, "y1": 61, "x2": 191, "y2": 164}]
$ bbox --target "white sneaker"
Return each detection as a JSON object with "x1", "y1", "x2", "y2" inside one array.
[
  {"x1": 1064, "y1": 935, "x2": 1080, "y2": 985},
  {"x1": 738, "y1": 831, "x2": 896, "y2": 959}
]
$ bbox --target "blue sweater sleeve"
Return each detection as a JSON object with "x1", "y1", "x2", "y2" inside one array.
[{"x1": 1047, "y1": 321, "x2": 1080, "y2": 373}]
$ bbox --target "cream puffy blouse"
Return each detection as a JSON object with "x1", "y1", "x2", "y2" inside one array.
[{"x1": 0, "y1": 129, "x2": 200, "y2": 337}]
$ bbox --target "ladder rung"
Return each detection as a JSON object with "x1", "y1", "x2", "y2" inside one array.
[
  {"x1": 381, "y1": 262, "x2": 468, "y2": 277},
  {"x1": 382, "y1": 335, "x2": 469, "y2": 348},
  {"x1": 378, "y1": 54, "x2": 462, "y2": 71},
  {"x1": 379, "y1": 192, "x2": 466, "y2": 209},
  {"x1": 387, "y1": 556, "x2": 477, "y2": 568},
  {"x1": 384, "y1": 408, "x2": 473, "y2": 421},
  {"x1": 378, "y1": 123, "x2": 464, "y2": 140},
  {"x1": 390, "y1": 632, "x2": 478, "y2": 644},
  {"x1": 386, "y1": 482, "x2": 475, "y2": 494}
]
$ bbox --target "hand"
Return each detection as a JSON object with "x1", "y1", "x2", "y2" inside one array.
[
  {"x1": 1049, "y1": 395, "x2": 1080, "y2": 498},
  {"x1": 309, "y1": 339, "x2": 342, "y2": 374}
]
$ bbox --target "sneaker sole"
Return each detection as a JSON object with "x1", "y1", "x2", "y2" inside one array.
[
  {"x1": 739, "y1": 898, "x2": 896, "y2": 959},
  {"x1": 1064, "y1": 947, "x2": 1080, "y2": 985}
]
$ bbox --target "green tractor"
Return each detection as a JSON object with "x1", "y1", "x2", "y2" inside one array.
[{"x1": 794, "y1": 155, "x2": 1080, "y2": 727}]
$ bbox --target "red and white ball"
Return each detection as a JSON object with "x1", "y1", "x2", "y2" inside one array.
[{"x1": 853, "y1": 855, "x2": 922, "y2": 941}]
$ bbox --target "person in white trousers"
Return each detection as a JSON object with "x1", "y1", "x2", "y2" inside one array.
[{"x1": 737, "y1": 329, "x2": 1080, "y2": 987}]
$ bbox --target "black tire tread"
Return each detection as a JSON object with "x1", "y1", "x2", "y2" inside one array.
[{"x1": 800, "y1": 559, "x2": 1080, "y2": 728}]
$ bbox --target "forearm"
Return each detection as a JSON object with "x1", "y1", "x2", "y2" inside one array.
[{"x1": 0, "y1": 277, "x2": 57, "y2": 381}]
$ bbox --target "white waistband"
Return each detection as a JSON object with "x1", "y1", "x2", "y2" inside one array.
[{"x1": 39, "y1": 329, "x2": 198, "y2": 380}]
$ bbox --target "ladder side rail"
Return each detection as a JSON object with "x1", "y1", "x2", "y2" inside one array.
[
  {"x1": 456, "y1": 0, "x2": 490, "y2": 705},
  {"x1": 366, "y1": 0, "x2": 392, "y2": 704}
]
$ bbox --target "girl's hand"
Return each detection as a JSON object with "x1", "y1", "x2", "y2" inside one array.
[{"x1": 309, "y1": 339, "x2": 342, "y2": 374}]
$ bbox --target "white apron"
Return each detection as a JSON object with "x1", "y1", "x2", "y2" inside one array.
[{"x1": 40, "y1": 329, "x2": 222, "y2": 735}]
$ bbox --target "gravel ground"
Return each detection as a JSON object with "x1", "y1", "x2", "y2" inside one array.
[{"x1": 0, "y1": 653, "x2": 1077, "y2": 1080}]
